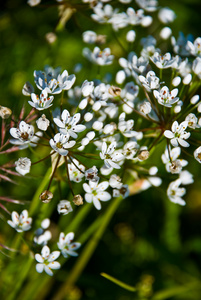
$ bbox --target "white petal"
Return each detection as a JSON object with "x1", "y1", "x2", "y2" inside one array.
[
  {"x1": 35, "y1": 254, "x2": 44, "y2": 263},
  {"x1": 36, "y1": 263, "x2": 44, "y2": 273},
  {"x1": 44, "y1": 265, "x2": 54, "y2": 276},
  {"x1": 48, "y1": 261, "x2": 61, "y2": 270},
  {"x1": 41, "y1": 245, "x2": 50, "y2": 258},
  {"x1": 93, "y1": 197, "x2": 101, "y2": 210},
  {"x1": 164, "y1": 130, "x2": 174, "y2": 138}
]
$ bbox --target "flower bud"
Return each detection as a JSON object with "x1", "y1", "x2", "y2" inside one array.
[
  {"x1": 108, "y1": 86, "x2": 122, "y2": 97},
  {"x1": 73, "y1": 194, "x2": 83, "y2": 206},
  {"x1": 0, "y1": 106, "x2": 12, "y2": 119},
  {"x1": 40, "y1": 190, "x2": 53, "y2": 203},
  {"x1": 138, "y1": 150, "x2": 150, "y2": 161}
]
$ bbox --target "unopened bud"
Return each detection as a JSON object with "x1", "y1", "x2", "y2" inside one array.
[
  {"x1": 138, "y1": 150, "x2": 150, "y2": 161},
  {"x1": 96, "y1": 35, "x2": 106, "y2": 44},
  {"x1": 169, "y1": 160, "x2": 182, "y2": 174},
  {"x1": 45, "y1": 32, "x2": 57, "y2": 44},
  {"x1": 73, "y1": 194, "x2": 83, "y2": 206},
  {"x1": 108, "y1": 86, "x2": 122, "y2": 97},
  {"x1": 40, "y1": 190, "x2": 53, "y2": 203},
  {"x1": 0, "y1": 106, "x2": 12, "y2": 119}
]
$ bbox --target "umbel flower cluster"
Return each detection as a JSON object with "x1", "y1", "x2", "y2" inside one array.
[{"x1": 1, "y1": 0, "x2": 201, "y2": 278}]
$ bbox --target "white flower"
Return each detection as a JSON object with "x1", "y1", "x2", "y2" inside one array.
[
  {"x1": 82, "y1": 30, "x2": 97, "y2": 44},
  {"x1": 113, "y1": 184, "x2": 129, "y2": 198},
  {"x1": 158, "y1": 7, "x2": 176, "y2": 24},
  {"x1": 139, "y1": 71, "x2": 160, "y2": 91},
  {"x1": 161, "y1": 146, "x2": 188, "y2": 172},
  {"x1": 22, "y1": 81, "x2": 34, "y2": 96},
  {"x1": 36, "y1": 114, "x2": 50, "y2": 131},
  {"x1": 139, "y1": 101, "x2": 152, "y2": 114},
  {"x1": 53, "y1": 109, "x2": 86, "y2": 139},
  {"x1": 179, "y1": 170, "x2": 194, "y2": 185},
  {"x1": 10, "y1": 121, "x2": 42, "y2": 149},
  {"x1": 10, "y1": 121, "x2": 34, "y2": 143},
  {"x1": 153, "y1": 86, "x2": 179, "y2": 107},
  {"x1": 85, "y1": 166, "x2": 99, "y2": 182},
  {"x1": 185, "y1": 113, "x2": 199, "y2": 129},
  {"x1": 34, "y1": 219, "x2": 52, "y2": 246},
  {"x1": 109, "y1": 174, "x2": 122, "y2": 188},
  {"x1": 192, "y1": 57, "x2": 201, "y2": 78},
  {"x1": 35, "y1": 245, "x2": 60, "y2": 276},
  {"x1": 49, "y1": 133, "x2": 76, "y2": 156},
  {"x1": 56, "y1": 70, "x2": 76, "y2": 92},
  {"x1": 100, "y1": 141, "x2": 124, "y2": 169},
  {"x1": 118, "y1": 112, "x2": 137, "y2": 138},
  {"x1": 194, "y1": 146, "x2": 201, "y2": 163},
  {"x1": 160, "y1": 27, "x2": 172, "y2": 40},
  {"x1": 29, "y1": 89, "x2": 54, "y2": 110},
  {"x1": 81, "y1": 80, "x2": 94, "y2": 97},
  {"x1": 91, "y1": 4, "x2": 118, "y2": 24},
  {"x1": 167, "y1": 179, "x2": 186, "y2": 206},
  {"x1": 123, "y1": 141, "x2": 139, "y2": 159},
  {"x1": 150, "y1": 52, "x2": 177, "y2": 69},
  {"x1": 164, "y1": 121, "x2": 190, "y2": 147},
  {"x1": 7, "y1": 210, "x2": 32, "y2": 232},
  {"x1": 187, "y1": 37, "x2": 201, "y2": 57},
  {"x1": 69, "y1": 159, "x2": 85, "y2": 183},
  {"x1": 135, "y1": 0, "x2": 158, "y2": 12},
  {"x1": 126, "y1": 30, "x2": 136, "y2": 42},
  {"x1": 27, "y1": 0, "x2": 41, "y2": 6},
  {"x1": 57, "y1": 232, "x2": 81, "y2": 258},
  {"x1": 57, "y1": 200, "x2": 73, "y2": 215},
  {"x1": 15, "y1": 157, "x2": 31, "y2": 175},
  {"x1": 83, "y1": 180, "x2": 111, "y2": 210},
  {"x1": 83, "y1": 47, "x2": 114, "y2": 65}
]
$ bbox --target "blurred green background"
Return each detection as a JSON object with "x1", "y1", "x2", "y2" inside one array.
[{"x1": 1, "y1": 0, "x2": 201, "y2": 299}]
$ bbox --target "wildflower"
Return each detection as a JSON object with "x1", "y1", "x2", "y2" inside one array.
[
  {"x1": 83, "y1": 47, "x2": 114, "y2": 65},
  {"x1": 7, "y1": 210, "x2": 32, "y2": 232},
  {"x1": 83, "y1": 180, "x2": 111, "y2": 210},
  {"x1": 139, "y1": 101, "x2": 152, "y2": 114},
  {"x1": 73, "y1": 195, "x2": 84, "y2": 206},
  {"x1": 139, "y1": 71, "x2": 160, "y2": 91},
  {"x1": 49, "y1": 133, "x2": 76, "y2": 156},
  {"x1": 53, "y1": 110, "x2": 86, "y2": 139},
  {"x1": 153, "y1": 86, "x2": 179, "y2": 107},
  {"x1": 36, "y1": 114, "x2": 50, "y2": 131},
  {"x1": 167, "y1": 179, "x2": 186, "y2": 206},
  {"x1": 57, "y1": 232, "x2": 81, "y2": 258},
  {"x1": 35, "y1": 245, "x2": 60, "y2": 276},
  {"x1": 187, "y1": 37, "x2": 201, "y2": 57},
  {"x1": 150, "y1": 52, "x2": 177, "y2": 69},
  {"x1": 10, "y1": 121, "x2": 42, "y2": 149},
  {"x1": 109, "y1": 174, "x2": 123, "y2": 188},
  {"x1": 113, "y1": 184, "x2": 129, "y2": 198},
  {"x1": 29, "y1": 89, "x2": 54, "y2": 110},
  {"x1": 158, "y1": 7, "x2": 176, "y2": 24},
  {"x1": 164, "y1": 121, "x2": 190, "y2": 147},
  {"x1": 22, "y1": 81, "x2": 35, "y2": 96},
  {"x1": 57, "y1": 200, "x2": 73, "y2": 215},
  {"x1": 185, "y1": 113, "x2": 199, "y2": 129},
  {"x1": 27, "y1": 0, "x2": 41, "y2": 6},
  {"x1": 34, "y1": 219, "x2": 52, "y2": 246},
  {"x1": 15, "y1": 157, "x2": 31, "y2": 175},
  {"x1": 0, "y1": 105, "x2": 12, "y2": 119},
  {"x1": 40, "y1": 190, "x2": 53, "y2": 203},
  {"x1": 100, "y1": 141, "x2": 124, "y2": 169},
  {"x1": 194, "y1": 146, "x2": 201, "y2": 163},
  {"x1": 69, "y1": 159, "x2": 85, "y2": 183},
  {"x1": 85, "y1": 166, "x2": 99, "y2": 182},
  {"x1": 161, "y1": 147, "x2": 188, "y2": 172}
]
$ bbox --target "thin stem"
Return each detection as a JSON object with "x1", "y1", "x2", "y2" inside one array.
[
  {"x1": 46, "y1": 154, "x2": 61, "y2": 190},
  {"x1": 52, "y1": 196, "x2": 123, "y2": 300},
  {"x1": 64, "y1": 156, "x2": 74, "y2": 196}
]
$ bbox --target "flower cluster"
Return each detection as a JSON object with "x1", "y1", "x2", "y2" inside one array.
[{"x1": 3, "y1": 0, "x2": 201, "y2": 278}]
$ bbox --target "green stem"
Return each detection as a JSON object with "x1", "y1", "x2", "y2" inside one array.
[
  {"x1": 52, "y1": 196, "x2": 123, "y2": 300},
  {"x1": 29, "y1": 167, "x2": 52, "y2": 216}
]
